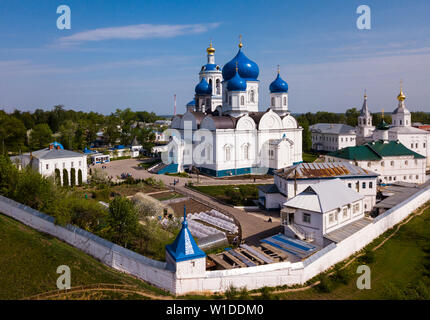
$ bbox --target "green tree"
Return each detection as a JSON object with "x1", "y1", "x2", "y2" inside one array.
[
  {"x1": 70, "y1": 168, "x2": 76, "y2": 187},
  {"x1": 345, "y1": 108, "x2": 359, "y2": 127},
  {"x1": 78, "y1": 169, "x2": 83, "y2": 186},
  {"x1": 107, "y1": 197, "x2": 139, "y2": 248},
  {"x1": 55, "y1": 168, "x2": 61, "y2": 186},
  {"x1": 63, "y1": 169, "x2": 69, "y2": 186},
  {"x1": 0, "y1": 113, "x2": 27, "y2": 153},
  {"x1": 30, "y1": 124, "x2": 53, "y2": 150},
  {"x1": 0, "y1": 155, "x2": 19, "y2": 197}
]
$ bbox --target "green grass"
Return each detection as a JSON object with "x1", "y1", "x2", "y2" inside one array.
[
  {"x1": 0, "y1": 213, "x2": 170, "y2": 300},
  {"x1": 189, "y1": 184, "x2": 263, "y2": 206},
  {"x1": 303, "y1": 152, "x2": 318, "y2": 163}
]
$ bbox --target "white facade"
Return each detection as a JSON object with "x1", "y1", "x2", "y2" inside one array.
[
  {"x1": 168, "y1": 41, "x2": 302, "y2": 177},
  {"x1": 11, "y1": 142, "x2": 88, "y2": 186},
  {"x1": 310, "y1": 123, "x2": 356, "y2": 152}
]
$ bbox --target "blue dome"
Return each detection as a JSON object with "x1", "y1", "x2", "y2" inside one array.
[
  {"x1": 222, "y1": 49, "x2": 259, "y2": 81},
  {"x1": 201, "y1": 64, "x2": 220, "y2": 72},
  {"x1": 195, "y1": 78, "x2": 212, "y2": 95},
  {"x1": 269, "y1": 73, "x2": 288, "y2": 93},
  {"x1": 186, "y1": 99, "x2": 196, "y2": 106},
  {"x1": 227, "y1": 70, "x2": 247, "y2": 92}
]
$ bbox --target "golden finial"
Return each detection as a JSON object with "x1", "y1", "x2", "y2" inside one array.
[
  {"x1": 277, "y1": 64, "x2": 280, "y2": 74},
  {"x1": 397, "y1": 79, "x2": 406, "y2": 101},
  {"x1": 235, "y1": 61, "x2": 238, "y2": 72},
  {"x1": 364, "y1": 89, "x2": 367, "y2": 99},
  {"x1": 206, "y1": 39, "x2": 215, "y2": 55},
  {"x1": 238, "y1": 34, "x2": 243, "y2": 49}
]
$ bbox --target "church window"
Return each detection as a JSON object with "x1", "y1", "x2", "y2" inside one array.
[
  {"x1": 271, "y1": 97, "x2": 275, "y2": 107},
  {"x1": 367, "y1": 162, "x2": 371, "y2": 167},
  {"x1": 362, "y1": 182, "x2": 366, "y2": 189},
  {"x1": 348, "y1": 183, "x2": 351, "y2": 188},
  {"x1": 225, "y1": 146, "x2": 231, "y2": 161},
  {"x1": 369, "y1": 182, "x2": 373, "y2": 189},
  {"x1": 400, "y1": 120, "x2": 402, "y2": 125},
  {"x1": 406, "y1": 120, "x2": 408, "y2": 125},
  {"x1": 381, "y1": 161, "x2": 384, "y2": 167},
  {"x1": 283, "y1": 97, "x2": 287, "y2": 106},
  {"x1": 411, "y1": 143, "x2": 414, "y2": 149},
  {"x1": 424, "y1": 143, "x2": 426, "y2": 148},
  {"x1": 240, "y1": 96, "x2": 245, "y2": 106},
  {"x1": 244, "y1": 144, "x2": 249, "y2": 160},
  {"x1": 405, "y1": 160, "x2": 408, "y2": 165},
  {"x1": 416, "y1": 175, "x2": 419, "y2": 180},
  {"x1": 250, "y1": 90, "x2": 255, "y2": 103},
  {"x1": 391, "y1": 161, "x2": 394, "y2": 166},
  {"x1": 216, "y1": 79, "x2": 220, "y2": 95},
  {"x1": 416, "y1": 143, "x2": 418, "y2": 148},
  {"x1": 46, "y1": 164, "x2": 49, "y2": 170}
]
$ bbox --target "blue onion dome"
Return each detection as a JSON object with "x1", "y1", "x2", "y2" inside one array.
[
  {"x1": 201, "y1": 64, "x2": 221, "y2": 72},
  {"x1": 269, "y1": 72, "x2": 288, "y2": 93},
  {"x1": 195, "y1": 78, "x2": 212, "y2": 95},
  {"x1": 186, "y1": 99, "x2": 196, "y2": 107},
  {"x1": 222, "y1": 46, "x2": 259, "y2": 81},
  {"x1": 227, "y1": 68, "x2": 247, "y2": 91}
]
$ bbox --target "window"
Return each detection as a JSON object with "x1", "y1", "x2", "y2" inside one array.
[
  {"x1": 405, "y1": 160, "x2": 408, "y2": 165},
  {"x1": 283, "y1": 97, "x2": 287, "y2": 106},
  {"x1": 416, "y1": 143, "x2": 418, "y2": 149},
  {"x1": 303, "y1": 213, "x2": 311, "y2": 223},
  {"x1": 250, "y1": 90, "x2": 255, "y2": 103},
  {"x1": 404, "y1": 176, "x2": 407, "y2": 180},
  {"x1": 71, "y1": 162, "x2": 74, "y2": 168},
  {"x1": 79, "y1": 161, "x2": 82, "y2": 167},
  {"x1": 225, "y1": 146, "x2": 231, "y2": 161},
  {"x1": 271, "y1": 97, "x2": 275, "y2": 106},
  {"x1": 400, "y1": 120, "x2": 402, "y2": 125},
  {"x1": 369, "y1": 182, "x2": 373, "y2": 189},
  {"x1": 381, "y1": 161, "x2": 384, "y2": 167},
  {"x1": 243, "y1": 144, "x2": 249, "y2": 160},
  {"x1": 362, "y1": 182, "x2": 366, "y2": 189},
  {"x1": 411, "y1": 143, "x2": 414, "y2": 149},
  {"x1": 367, "y1": 162, "x2": 371, "y2": 167},
  {"x1": 390, "y1": 161, "x2": 394, "y2": 166},
  {"x1": 216, "y1": 79, "x2": 220, "y2": 95},
  {"x1": 329, "y1": 213, "x2": 334, "y2": 223},
  {"x1": 416, "y1": 175, "x2": 419, "y2": 180},
  {"x1": 348, "y1": 183, "x2": 352, "y2": 188},
  {"x1": 424, "y1": 143, "x2": 426, "y2": 148},
  {"x1": 46, "y1": 164, "x2": 49, "y2": 170},
  {"x1": 63, "y1": 162, "x2": 65, "y2": 169},
  {"x1": 240, "y1": 96, "x2": 245, "y2": 105},
  {"x1": 342, "y1": 208, "x2": 348, "y2": 218},
  {"x1": 353, "y1": 203, "x2": 360, "y2": 213}
]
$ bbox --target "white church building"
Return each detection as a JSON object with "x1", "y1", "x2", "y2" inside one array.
[
  {"x1": 167, "y1": 40, "x2": 303, "y2": 177},
  {"x1": 356, "y1": 86, "x2": 430, "y2": 168}
]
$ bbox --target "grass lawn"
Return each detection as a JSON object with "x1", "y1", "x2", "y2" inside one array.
[
  {"x1": 302, "y1": 152, "x2": 318, "y2": 163},
  {"x1": 149, "y1": 192, "x2": 185, "y2": 201},
  {"x1": 189, "y1": 184, "x2": 263, "y2": 206},
  {"x1": 0, "y1": 213, "x2": 170, "y2": 300}
]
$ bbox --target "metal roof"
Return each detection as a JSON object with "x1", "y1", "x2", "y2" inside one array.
[
  {"x1": 310, "y1": 123, "x2": 356, "y2": 135},
  {"x1": 25, "y1": 148, "x2": 85, "y2": 160},
  {"x1": 275, "y1": 162, "x2": 378, "y2": 180},
  {"x1": 283, "y1": 178, "x2": 364, "y2": 213}
]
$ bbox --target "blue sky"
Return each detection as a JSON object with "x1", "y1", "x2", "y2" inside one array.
[{"x1": 0, "y1": 0, "x2": 429, "y2": 115}]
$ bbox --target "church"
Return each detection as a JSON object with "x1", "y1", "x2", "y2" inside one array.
[
  {"x1": 167, "y1": 39, "x2": 303, "y2": 177},
  {"x1": 356, "y1": 84, "x2": 430, "y2": 168}
]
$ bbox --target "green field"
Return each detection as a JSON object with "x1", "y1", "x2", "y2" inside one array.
[
  {"x1": 0, "y1": 213, "x2": 170, "y2": 300},
  {"x1": 189, "y1": 184, "x2": 262, "y2": 206},
  {"x1": 302, "y1": 152, "x2": 318, "y2": 163}
]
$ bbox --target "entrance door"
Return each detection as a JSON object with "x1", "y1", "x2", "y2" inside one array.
[{"x1": 288, "y1": 213, "x2": 294, "y2": 225}]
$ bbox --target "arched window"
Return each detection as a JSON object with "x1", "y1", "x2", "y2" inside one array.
[
  {"x1": 225, "y1": 146, "x2": 231, "y2": 161},
  {"x1": 240, "y1": 96, "x2": 245, "y2": 106},
  {"x1": 208, "y1": 78, "x2": 213, "y2": 91},
  {"x1": 216, "y1": 79, "x2": 220, "y2": 95},
  {"x1": 250, "y1": 90, "x2": 255, "y2": 103},
  {"x1": 271, "y1": 97, "x2": 275, "y2": 106},
  {"x1": 283, "y1": 97, "x2": 287, "y2": 106},
  {"x1": 244, "y1": 144, "x2": 249, "y2": 160}
]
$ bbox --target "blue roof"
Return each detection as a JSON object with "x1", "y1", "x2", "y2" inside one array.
[
  {"x1": 222, "y1": 48, "x2": 259, "y2": 81},
  {"x1": 202, "y1": 63, "x2": 220, "y2": 72},
  {"x1": 165, "y1": 206, "x2": 206, "y2": 262},
  {"x1": 83, "y1": 147, "x2": 96, "y2": 154},
  {"x1": 227, "y1": 70, "x2": 247, "y2": 92},
  {"x1": 195, "y1": 78, "x2": 212, "y2": 95},
  {"x1": 49, "y1": 141, "x2": 64, "y2": 150},
  {"x1": 186, "y1": 99, "x2": 196, "y2": 106},
  {"x1": 270, "y1": 73, "x2": 288, "y2": 93}
]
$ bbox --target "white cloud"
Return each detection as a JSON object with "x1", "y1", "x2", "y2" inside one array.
[{"x1": 58, "y1": 23, "x2": 220, "y2": 45}]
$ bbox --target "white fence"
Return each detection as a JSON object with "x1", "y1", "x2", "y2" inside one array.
[
  {"x1": 1, "y1": 182, "x2": 430, "y2": 295},
  {"x1": 0, "y1": 195, "x2": 175, "y2": 293}
]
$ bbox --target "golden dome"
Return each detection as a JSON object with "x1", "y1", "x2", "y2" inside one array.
[{"x1": 206, "y1": 41, "x2": 215, "y2": 55}]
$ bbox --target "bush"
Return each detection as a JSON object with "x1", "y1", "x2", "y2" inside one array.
[
  {"x1": 78, "y1": 169, "x2": 83, "y2": 186},
  {"x1": 317, "y1": 275, "x2": 334, "y2": 293},
  {"x1": 359, "y1": 250, "x2": 375, "y2": 264},
  {"x1": 333, "y1": 267, "x2": 352, "y2": 285},
  {"x1": 131, "y1": 192, "x2": 173, "y2": 218},
  {"x1": 225, "y1": 284, "x2": 239, "y2": 300}
]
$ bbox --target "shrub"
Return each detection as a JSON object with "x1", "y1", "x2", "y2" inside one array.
[
  {"x1": 70, "y1": 168, "x2": 76, "y2": 187},
  {"x1": 259, "y1": 286, "x2": 274, "y2": 299},
  {"x1": 63, "y1": 169, "x2": 69, "y2": 186},
  {"x1": 78, "y1": 169, "x2": 83, "y2": 186},
  {"x1": 333, "y1": 267, "x2": 352, "y2": 285},
  {"x1": 225, "y1": 284, "x2": 239, "y2": 300},
  {"x1": 359, "y1": 249, "x2": 375, "y2": 264},
  {"x1": 131, "y1": 192, "x2": 173, "y2": 218},
  {"x1": 317, "y1": 275, "x2": 334, "y2": 293}
]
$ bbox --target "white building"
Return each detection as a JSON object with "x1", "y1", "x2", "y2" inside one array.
[
  {"x1": 356, "y1": 92, "x2": 375, "y2": 144},
  {"x1": 168, "y1": 40, "x2": 302, "y2": 177},
  {"x1": 325, "y1": 140, "x2": 426, "y2": 184},
  {"x1": 258, "y1": 161, "x2": 378, "y2": 212},
  {"x1": 310, "y1": 123, "x2": 356, "y2": 152},
  {"x1": 281, "y1": 179, "x2": 366, "y2": 246},
  {"x1": 11, "y1": 142, "x2": 88, "y2": 186}
]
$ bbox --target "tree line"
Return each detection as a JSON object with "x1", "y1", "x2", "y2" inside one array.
[{"x1": 0, "y1": 106, "x2": 163, "y2": 154}]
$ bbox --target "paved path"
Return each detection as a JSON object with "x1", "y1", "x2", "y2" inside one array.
[
  {"x1": 92, "y1": 159, "x2": 279, "y2": 242},
  {"x1": 92, "y1": 159, "x2": 273, "y2": 187}
]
